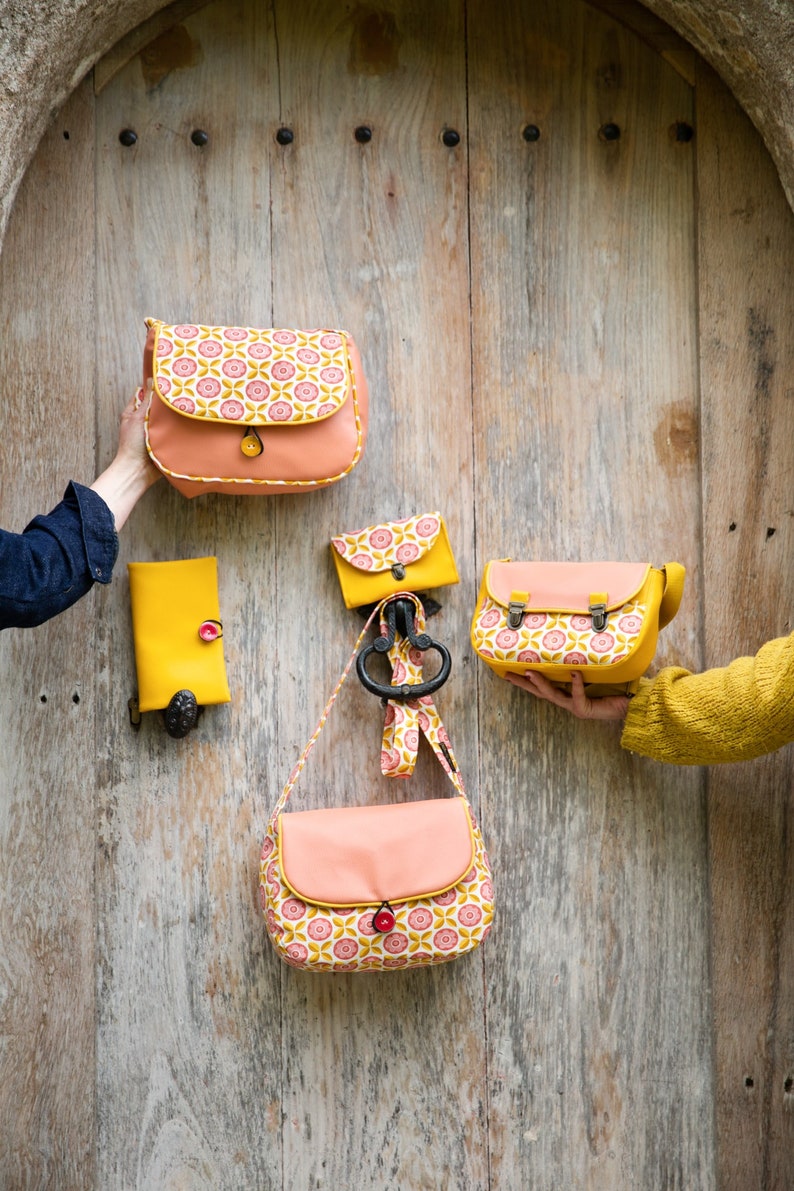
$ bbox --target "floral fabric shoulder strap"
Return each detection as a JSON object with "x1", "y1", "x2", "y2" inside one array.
[
  {"x1": 269, "y1": 594, "x2": 463, "y2": 832},
  {"x1": 377, "y1": 595, "x2": 460, "y2": 781}
]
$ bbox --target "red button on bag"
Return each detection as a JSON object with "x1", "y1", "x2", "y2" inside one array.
[
  {"x1": 372, "y1": 903, "x2": 396, "y2": 933},
  {"x1": 198, "y1": 619, "x2": 222, "y2": 642}
]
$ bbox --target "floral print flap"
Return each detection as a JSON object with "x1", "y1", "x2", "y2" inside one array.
[
  {"x1": 331, "y1": 512, "x2": 443, "y2": 573},
  {"x1": 147, "y1": 320, "x2": 352, "y2": 425}
]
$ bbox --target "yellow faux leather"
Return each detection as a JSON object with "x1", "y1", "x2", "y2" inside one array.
[
  {"x1": 330, "y1": 512, "x2": 459, "y2": 608},
  {"x1": 128, "y1": 557, "x2": 231, "y2": 712},
  {"x1": 471, "y1": 559, "x2": 685, "y2": 694}
]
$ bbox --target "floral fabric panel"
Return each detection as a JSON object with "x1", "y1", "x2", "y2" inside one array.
[
  {"x1": 378, "y1": 595, "x2": 442, "y2": 778},
  {"x1": 260, "y1": 815, "x2": 493, "y2": 972},
  {"x1": 150, "y1": 322, "x2": 351, "y2": 425},
  {"x1": 331, "y1": 512, "x2": 442, "y2": 573},
  {"x1": 472, "y1": 596, "x2": 649, "y2": 667},
  {"x1": 261, "y1": 591, "x2": 493, "y2": 973}
]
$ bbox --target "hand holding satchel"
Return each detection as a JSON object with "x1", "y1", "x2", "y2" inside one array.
[
  {"x1": 141, "y1": 320, "x2": 368, "y2": 496},
  {"x1": 260, "y1": 595, "x2": 494, "y2": 972},
  {"x1": 471, "y1": 559, "x2": 685, "y2": 695}
]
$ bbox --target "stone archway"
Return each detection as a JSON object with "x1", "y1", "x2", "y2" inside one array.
[{"x1": 1, "y1": 0, "x2": 793, "y2": 245}]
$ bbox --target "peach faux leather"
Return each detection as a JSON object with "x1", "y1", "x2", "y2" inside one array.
[
  {"x1": 142, "y1": 323, "x2": 368, "y2": 496},
  {"x1": 486, "y1": 560, "x2": 651, "y2": 612},
  {"x1": 260, "y1": 595, "x2": 495, "y2": 972},
  {"x1": 279, "y1": 797, "x2": 475, "y2": 906}
]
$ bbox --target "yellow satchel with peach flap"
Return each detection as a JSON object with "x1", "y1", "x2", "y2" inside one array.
[{"x1": 470, "y1": 559, "x2": 685, "y2": 696}]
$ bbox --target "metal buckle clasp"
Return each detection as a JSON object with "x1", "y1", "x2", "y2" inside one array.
[
  {"x1": 507, "y1": 599, "x2": 526, "y2": 629},
  {"x1": 589, "y1": 602, "x2": 608, "y2": 632}
]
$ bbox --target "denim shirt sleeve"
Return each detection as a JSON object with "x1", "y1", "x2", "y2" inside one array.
[{"x1": 0, "y1": 481, "x2": 119, "y2": 629}]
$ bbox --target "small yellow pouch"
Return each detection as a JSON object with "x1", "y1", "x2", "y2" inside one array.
[
  {"x1": 128, "y1": 557, "x2": 231, "y2": 713},
  {"x1": 330, "y1": 512, "x2": 459, "y2": 609}
]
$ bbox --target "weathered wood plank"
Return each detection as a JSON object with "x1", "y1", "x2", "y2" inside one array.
[
  {"x1": 696, "y1": 61, "x2": 794, "y2": 1191},
  {"x1": 2, "y1": 2, "x2": 793, "y2": 1188},
  {"x1": 93, "y1": 0, "x2": 212, "y2": 94},
  {"x1": 468, "y1": 1, "x2": 713, "y2": 1185},
  {"x1": 269, "y1": 2, "x2": 486, "y2": 1187},
  {"x1": 93, "y1": 4, "x2": 284, "y2": 1187},
  {"x1": 0, "y1": 81, "x2": 98, "y2": 1189}
]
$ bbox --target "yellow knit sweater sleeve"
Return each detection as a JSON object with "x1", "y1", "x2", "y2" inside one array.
[{"x1": 620, "y1": 631, "x2": 794, "y2": 765}]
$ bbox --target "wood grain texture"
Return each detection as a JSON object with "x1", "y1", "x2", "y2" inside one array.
[
  {"x1": 269, "y1": 3, "x2": 485, "y2": 1187},
  {"x1": 0, "y1": 81, "x2": 97, "y2": 1190},
  {"x1": 467, "y1": 2, "x2": 712, "y2": 1185},
  {"x1": 696, "y1": 60, "x2": 794, "y2": 1191},
  {"x1": 0, "y1": 1, "x2": 791, "y2": 1187},
  {"x1": 93, "y1": 4, "x2": 283, "y2": 1188}
]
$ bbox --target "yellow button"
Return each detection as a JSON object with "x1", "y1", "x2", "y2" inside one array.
[{"x1": 241, "y1": 430, "x2": 263, "y2": 457}]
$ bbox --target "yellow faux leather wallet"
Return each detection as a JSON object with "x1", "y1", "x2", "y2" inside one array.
[
  {"x1": 330, "y1": 512, "x2": 459, "y2": 609},
  {"x1": 128, "y1": 557, "x2": 231, "y2": 732},
  {"x1": 471, "y1": 559, "x2": 685, "y2": 695}
]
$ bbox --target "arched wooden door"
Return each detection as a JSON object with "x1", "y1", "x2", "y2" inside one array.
[{"x1": 1, "y1": 0, "x2": 791, "y2": 1187}]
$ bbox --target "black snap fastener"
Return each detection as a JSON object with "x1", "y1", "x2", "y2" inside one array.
[
  {"x1": 191, "y1": 129, "x2": 209, "y2": 147},
  {"x1": 119, "y1": 129, "x2": 138, "y2": 147},
  {"x1": 522, "y1": 124, "x2": 541, "y2": 142},
  {"x1": 276, "y1": 127, "x2": 294, "y2": 146},
  {"x1": 442, "y1": 128, "x2": 461, "y2": 147}
]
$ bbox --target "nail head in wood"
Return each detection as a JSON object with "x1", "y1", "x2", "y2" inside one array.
[
  {"x1": 442, "y1": 128, "x2": 460, "y2": 147},
  {"x1": 119, "y1": 129, "x2": 138, "y2": 147},
  {"x1": 523, "y1": 124, "x2": 541, "y2": 142},
  {"x1": 276, "y1": 127, "x2": 294, "y2": 146},
  {"x1": 354, "y1": 125, "x2": 372, "y2": 143},
  {"x1": 191, "y1": 129, "x2": 209, "y2": 147}
]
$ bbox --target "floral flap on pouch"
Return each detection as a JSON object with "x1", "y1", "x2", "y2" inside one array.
[
  {"x1": 147, "y1": 319, "x2": 354, "y2": 426},
  {"x1": 331, "y1": 512, "x2": 444, "y2": 574}
]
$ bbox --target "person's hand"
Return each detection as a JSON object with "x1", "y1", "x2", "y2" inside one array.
[
  {"x1": 504, "y1": 670, "x2": 630, "y2": 722},
  {"x1": 114, "y1": 384, "x2": 158, "y2": 476},
  {"x1": 90, "y1": 385, "x2": 161, "y2": 530}
]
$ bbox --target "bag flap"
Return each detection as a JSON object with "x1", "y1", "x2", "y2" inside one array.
[
  {"x1": 486, "y1": 560, "x2": 651, "y2": 613},
  {"x1": 278, "y1": 796, "x2": 475, "y2": 906},
  {"x1": 146, "y1": 319, "x2": 352, "y2": 426},
  {"x1": 331, "y1": 512, "x2": 444, "y2": 574}
]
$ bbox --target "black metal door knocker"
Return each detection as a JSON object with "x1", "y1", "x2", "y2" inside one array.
[{"x1": 356, "y1": 596, "x2": 451, "y2": 700}]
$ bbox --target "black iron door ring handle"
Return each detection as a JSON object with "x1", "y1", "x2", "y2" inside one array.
[{"x1": 356, "y1": 639, "x2": 452, "y2": 701}]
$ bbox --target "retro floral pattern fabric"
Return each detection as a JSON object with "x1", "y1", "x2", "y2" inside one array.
[
  {"x1": 331, "y1": 512, "x2": 442, "y2": 573},
  {"x1": 148, "y1": 321, "x2": 352, "y2": 425},
  {"x1": 260, "y1": 812, "x2": 493, "y2": 972},
  {"x1": 260, "y1": 593, "x2": 494, "y2": 973},
  {"x1": 378, "y1": 595, "x2": 441, "y2": 778},
  {"x1": 472, "y1": 595, "x2": 649, "y2": 669}
]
